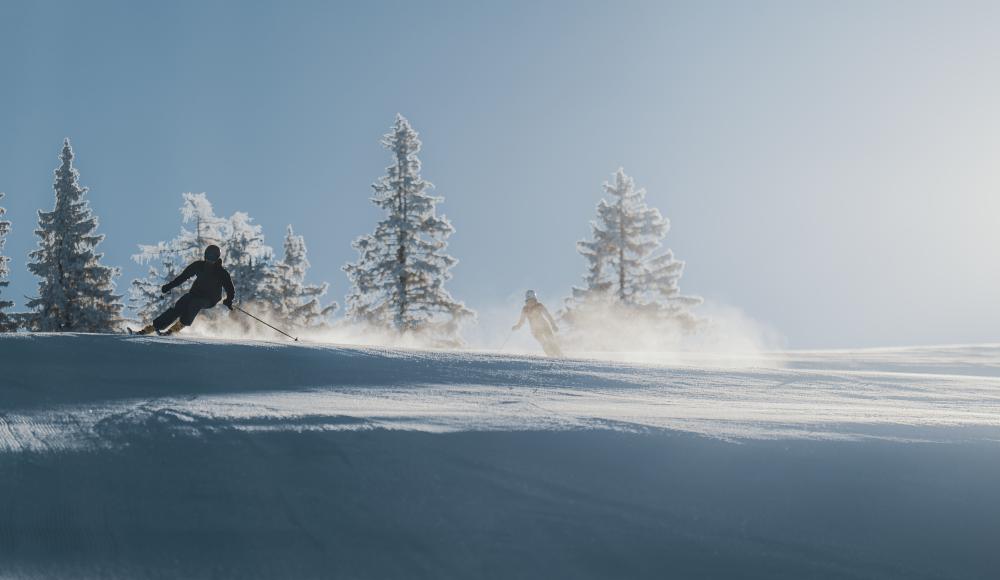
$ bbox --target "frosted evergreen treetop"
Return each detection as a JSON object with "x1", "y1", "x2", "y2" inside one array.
[
  {"x1": 569, "y1": 167, "x2": 701, "y2": 325},
  {"x1": 25, "y1": 139, "x2": 123, "y2": 332},
  {"x1": 223, "y1": 210, "x2": 273, "y2": 305},
  {"x1": 344, "y1": 114, "x2": 473, "y2": 342},
  {"x1": 259, "y1": 225, "x2": 337, "y2": 329}
]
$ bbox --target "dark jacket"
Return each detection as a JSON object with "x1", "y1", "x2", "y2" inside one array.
[{"x1": 164, "y1": 260, "x2": 236, "y2": 306}]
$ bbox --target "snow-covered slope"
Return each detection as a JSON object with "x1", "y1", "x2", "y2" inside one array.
[{"x1": 2, "y1": 334, "x2": 1000, "y2": 579}]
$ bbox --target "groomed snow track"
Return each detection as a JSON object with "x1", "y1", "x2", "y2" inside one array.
[{"x1": 2, "y1": 334, "x2": 1000, "y2": 579}]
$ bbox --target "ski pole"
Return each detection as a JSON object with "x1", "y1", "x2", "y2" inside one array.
[
  {"x1": 234, "y1": 306, "x2": 299, "y2": 342},
  {"x1": 498, "y1": 329, "x2": 514, "y2": 351}
]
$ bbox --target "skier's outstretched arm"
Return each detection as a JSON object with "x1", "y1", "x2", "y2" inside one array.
[
  {"x1": 512, "y1": 308, "x2": 527, "y2": 330},
  {"x1": 161, "y1": 262, "x2": 198, "y2": 293},
  {"x1": 222, "y1": 270, "x2": 236, "y2": 309}
]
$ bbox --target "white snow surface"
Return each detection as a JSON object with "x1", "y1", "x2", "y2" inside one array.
[
  {"x1": 2, "y1": 334, "x2": 999, "y2": 451},
  {"x1": 2, "y1": 334, "x2": 1000, "y2": 579}
]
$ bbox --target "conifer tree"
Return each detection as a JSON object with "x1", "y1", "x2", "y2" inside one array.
[
  {"x1": 260, "y1": 225, "x2": 337, "y2": 328},
  {"x1": 344, "y1": 115, "x2": 472, "y2": 342},
  {"x1": 223, "y1": 211, "x2": 273, "y2": 305},
  {"x1": 25, "y1": 140, "x2": 123, "y2": 332},
  {"x1": 0, "y1": 192, "x2": 13, "y2": 331},
  {"x1": 177, "y1": 192, "x2": 227, "y2": 259},
  {"x1": 565, "y1": 168, "x2": 700, "y2": 337}
]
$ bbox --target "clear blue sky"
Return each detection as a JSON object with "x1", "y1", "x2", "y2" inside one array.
[{"x1": 2, "y1": 0, "x2": 999, "y2": 348}]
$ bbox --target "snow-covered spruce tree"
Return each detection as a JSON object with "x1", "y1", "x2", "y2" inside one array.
[
  {"x1": 344, "y1": 114, "x2": 473, "y2": 343},
  {"x1": 223, "y1": 211, "x2": 273, "y2": 305},
  {"x1": 0, "y1": 192, "x2": 13, "y2": 331},
  {"x1": 131, "y1": 193, "x2": 228, "y2": 321},
  {"x1": 25, "y1": 140, "x2": 124, "y2": 332},
  {"x1": 260, "y1": 225, "x2": 336, "y2": 329},
  {"x1": 177, "y1": 192, "x2": 227, "y2": 259},
  {"x1": 564, "y1": 168, "x2": 701, "y2": 348}
]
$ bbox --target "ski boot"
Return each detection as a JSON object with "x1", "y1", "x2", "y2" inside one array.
[
  {"x1": 157, "y1": 321, "x2": 185, "y2": 336},
  {"x1": 128, "y1": 324, "x2": 157, "y2": 336}
]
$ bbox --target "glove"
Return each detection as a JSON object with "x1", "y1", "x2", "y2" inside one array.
[
  {"x1": 160, "y1": 284, "x2": 170, "y2": 294},
  {"x1": 223, "y1": 298, "x2": 234, "y2": 311}
]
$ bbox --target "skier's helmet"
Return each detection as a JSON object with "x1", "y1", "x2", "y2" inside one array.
[
  {"x1": 204, "y1": 245, "x2": 222, "y2": 263},
  {"x1": 525, "y1": 290, "x2": 537, "y2": 301}
]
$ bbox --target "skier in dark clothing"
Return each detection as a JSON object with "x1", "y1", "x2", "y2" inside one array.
[
  {"x1": 131, "y1": 245, "x2": 235, "y2": 336},
  {"x1": 512, "y1": 290, "x2": 563, "y2": 357}
]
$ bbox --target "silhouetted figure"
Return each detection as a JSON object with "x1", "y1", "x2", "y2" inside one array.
[
  {"x1": 512, "y1": 290, "x2": 563, "y2": 357},
  {"x1": 132, "y1": 245, "x2": 235, "y2": 336}
]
